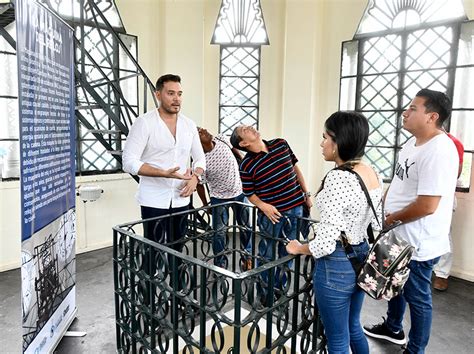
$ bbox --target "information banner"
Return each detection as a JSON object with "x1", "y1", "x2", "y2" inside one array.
[{"x1": 16, "y1": 1, "x2": 77, "y2": 352}]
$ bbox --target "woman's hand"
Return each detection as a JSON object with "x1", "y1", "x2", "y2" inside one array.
[{"x1": 286, "y1": 240, "x2": 303, "y2": 255}]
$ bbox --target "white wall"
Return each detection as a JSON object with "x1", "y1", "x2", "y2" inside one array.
[
  {"x1": 0, "y1": 174, "x2": 139, "y2": 272},
  {"x1": 0, "y1": 180, "x2": 21, "y2": 271},
  {"x1": 1, "y1": 0, "x2": 473, "y2": 281},
  {"x1": 450, "y1": 0, "x2": 474, "y2": 282},
  {"x1": 73, "y1": 174, "x2": 140, "y2": 252}
]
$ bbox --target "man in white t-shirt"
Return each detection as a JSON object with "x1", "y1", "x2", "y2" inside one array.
[
  {"x1": 196, "y1": 127, "x2": 252, "y2": 269},
  {"x1": 363, "y1": 89, "x2": 458, "y2": 354}
]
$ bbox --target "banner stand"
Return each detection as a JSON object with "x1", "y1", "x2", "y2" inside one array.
[
  {"x1": 16, "y1": 1, "x2": 77, "y2": 352},
  {"x1": 49, "y1": 308, "x2": 78, "y2": 352},
  {"x1": 64, "y1": 330, "x2": 87, "y2": 337}
]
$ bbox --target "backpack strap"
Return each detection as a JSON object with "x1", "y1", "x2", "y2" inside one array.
[
  {"x1": 340, "y1": 230, "x2": 363, "y2": 274},
  {"x1": 337, "y1": 166, "x2": 382, "y2": 245},
  {"x1": 314, "y1": 166, "x2": 370, "y2": 274},
  {"x1": 338, "y1": 166, "x2": 381, "y2": 228},
  {"x1": 317, "y1": 165, "x2": 381, "y2": 255}
]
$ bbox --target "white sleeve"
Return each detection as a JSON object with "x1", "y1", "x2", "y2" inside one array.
[
  {"x1": 190, "y1": 124, "x2": 206, "y2": 171},
  {"x1": 122, "y1": 117, "x2": 148, "y2": 175},
  {"x1": 309, "y1": 170, "x2": 356, "y2": 258}
]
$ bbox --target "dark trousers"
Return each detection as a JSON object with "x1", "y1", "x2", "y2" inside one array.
[
  {"x1": 141, "y1": 204, "x2": 189, "y2": 294},
  {"x1": 141, "y1": 204, "x2": 189, "y2": 247}
]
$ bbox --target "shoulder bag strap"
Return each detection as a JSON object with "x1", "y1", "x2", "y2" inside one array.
[
  {"x1": 337, "y1": 166, "x2": 382, "y2": 244},
  {"x1": 317, "y1": 167, "x2": 369, "y2": 274},
  {"x1": 339, "y1": 166, "x2": 381, "y2": 226}
]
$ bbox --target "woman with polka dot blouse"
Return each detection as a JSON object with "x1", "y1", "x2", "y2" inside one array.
[{"x1": 287, "y1": 111, "x2": 383, "y2": 354}]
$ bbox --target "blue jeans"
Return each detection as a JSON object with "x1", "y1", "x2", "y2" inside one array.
[
  {"x1": 314, "y1": 241, "x2": 369, "y2": 354},
  {"x1": 210, "y1": 194, "x2": 251, "y2": 267},
  {"x1": 257, "y1": 205, "x2": 303, "y2": 299},
  {"x1": 386, "y1": 257, "x2": 440, "y2": 354}
]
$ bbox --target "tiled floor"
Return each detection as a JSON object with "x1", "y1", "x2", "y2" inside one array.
[{"x1": 1, "y1": 247, "x2": 472, "y2": 353}]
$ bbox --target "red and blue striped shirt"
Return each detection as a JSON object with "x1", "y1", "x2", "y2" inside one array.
[{"x1": 239, "y1": 139, "x2": 305, "y2": 211}]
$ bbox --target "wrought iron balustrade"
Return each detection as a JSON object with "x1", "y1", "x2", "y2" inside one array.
[{"x1": 113, "y1": 202, "x2": 327, "y2": 353}]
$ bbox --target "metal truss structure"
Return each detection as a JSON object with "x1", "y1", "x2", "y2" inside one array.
[{"x1": 0, "y1": 0, "x2": 156, "y2": 177}]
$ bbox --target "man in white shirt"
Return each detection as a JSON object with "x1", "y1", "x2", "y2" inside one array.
[
  {"x1": 122, "y1": 74, "x2": 205, "y2": 253},
  {"x1": 363, "y1": 89, "x2": 458, "y2": 354}
]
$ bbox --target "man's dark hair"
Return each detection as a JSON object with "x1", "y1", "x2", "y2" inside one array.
[
  {"x1": 416, "y1": 88, "x2": 452, "y2": 127},
  {"x1": 324, "y1": 111, "x2": 369, "y2": 162},
  {"x1": 230, "y1": 127, "x2": 249, "y2": 152},
  {"x1": 155, "y1": 74, "x2": 181, "y2": 91}
]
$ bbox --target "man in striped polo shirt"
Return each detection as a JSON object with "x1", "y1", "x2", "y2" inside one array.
[{"x1": 230, "y1": 125, "x2": 312, "y2": 304}]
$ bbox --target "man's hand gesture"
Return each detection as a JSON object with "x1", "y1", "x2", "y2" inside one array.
[
  {"x1": 163, "y1": 167, "x2": 192, "y2": 180},
  {"x1": 180, "y1": 170, "x2": 198, "y2": 197}
]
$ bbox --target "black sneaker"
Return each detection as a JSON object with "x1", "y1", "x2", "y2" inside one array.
[{"x1": 363, "y1": 318, "x2": 406, "y2": 345}]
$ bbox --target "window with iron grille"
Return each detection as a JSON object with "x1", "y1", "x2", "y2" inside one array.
[
  {"x1": 211, "y1": 0, "x2": 269, "y2": 135},
  {"x1": 339, "y1": 0, "x2": 473, "y2": 191},
  {"x1": 218, "y1": 46, "x2": 261, "y2": 135}
]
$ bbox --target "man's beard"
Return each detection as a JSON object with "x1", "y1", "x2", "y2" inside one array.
[{"x1": 161, "y1": 104, "x2": 180, "y2": 114}]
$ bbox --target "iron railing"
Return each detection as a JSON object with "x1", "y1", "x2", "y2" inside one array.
[{"x1": 113, "y1": 202, "x2": 326, "y2": 353}]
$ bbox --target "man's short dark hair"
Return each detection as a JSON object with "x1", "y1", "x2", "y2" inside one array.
[
  {"x1": 416, "y1": 88, "x2": 452, "y2": 127},
  {"x1": 230, "y1": 127, "x2": 249, "y2": 152},
  {"x1": 324, "y1": 111, "x2": 369, "y2": 162},
  {"x1": 155, "y1": 74, "x2": 181, "y2": 92}
]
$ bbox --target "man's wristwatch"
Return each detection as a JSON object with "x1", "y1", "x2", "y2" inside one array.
[
  {"x1": 194, "y1": 171, "x2": 203, "y2": 183},
  {"x1": 304, "y1": 191, "x2": 312, "y2": 198}
]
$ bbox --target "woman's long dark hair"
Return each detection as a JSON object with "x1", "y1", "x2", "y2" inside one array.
[
  {"x1": 317, "y1": 111, "x2": 369, "y2": 194},
  {"x1": 324, "y1": 111, "x2": 369, "y2": 162}
]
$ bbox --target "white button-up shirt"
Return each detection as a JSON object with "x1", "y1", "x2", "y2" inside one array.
[{"x1": 122, "y1": 109, "x2": 206, "y2": 209}]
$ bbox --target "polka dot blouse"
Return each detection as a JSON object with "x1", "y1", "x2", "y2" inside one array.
[{"x1": 309, "y1": 169, "x2": 383, "y2": 259}]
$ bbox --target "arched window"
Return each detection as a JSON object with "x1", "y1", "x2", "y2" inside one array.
[
  {"x1": 339, "y1": 0, "x2": 473, "y2": 191},
  {"x1": 211, "y1": 0, "x2": 269, "y2": 135}
]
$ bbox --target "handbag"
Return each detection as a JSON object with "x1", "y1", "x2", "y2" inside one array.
[{"x1": 339, "y1": 167, "x2": 414, "y2": 301}]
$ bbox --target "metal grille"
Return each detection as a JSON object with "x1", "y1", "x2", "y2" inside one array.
[
  {"x1": 219, "y1": 46, "x2": 261, "y2": 135},
  {"x1": 362, "y1": 35, "x2": 402, "y2": 75},
  {"x1": 0, "y1": 20, "x2": 18, "y2": 179},
  {"x1": 343, "y1": 1, "x2": 472, "y2": 189},
  {"x1": 113, "y1": 203, "x2": 327, "y2": 353},
  {"x1": 341, "y1": 23, "x2": 463, "y2": 181},
  {"x1": 75, "y1": 25, "x2": 135, "y2": 172}
]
